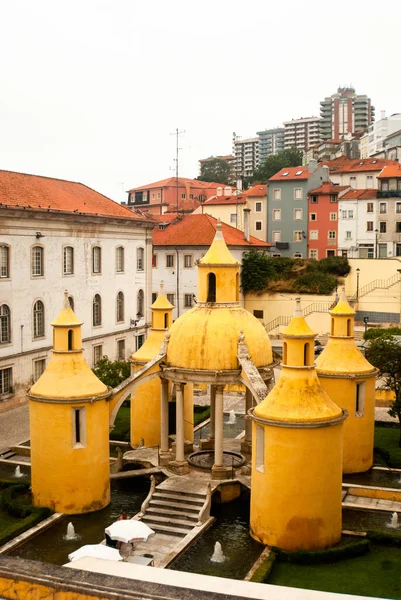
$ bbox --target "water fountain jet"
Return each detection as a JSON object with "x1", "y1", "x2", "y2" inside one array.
[
  {"x1": 226, "y1": 410, "x2": 236, "y2": 425},
  {"x1": 386, "y1": 512, "x2": 399, "y2": 529},
  {"x1": 64, "y1": 522, "x2": 79, "y2": 540},
  {"x1": 211, "y1": 541, "x2": 225, "y2": 563},
  {"x1": 13, "y1": 466, "x2": 24, "y2": 478}
]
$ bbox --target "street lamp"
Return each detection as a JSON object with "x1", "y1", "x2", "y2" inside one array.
[
  {"x1": 356, "y1": 268, "x2": 360, "y2": 303},
  {"x1": 375, "y1": 229, "x2": 379, "y2": 259}
]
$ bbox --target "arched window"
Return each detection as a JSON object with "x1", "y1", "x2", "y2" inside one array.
[
  {"x1": 207, "y1": 272, "x2": 216, "y2": 302},
  {"x1": 92, "y1": 246, "x2": 101, "y2": 274},
  {"x1": 68, "y1": 296, "x2": 74, "y2": 311},
  {"x1": 33, "y1": 300, "x2": 45, "y2": 338},
  {"x1": 31, "y1": 246, "x2": 44, "y2": 277},
  {"x1": 68, "y1": 329, "x2": 73, "y2": 350},
  {"x1": 0, "y1": 304, "x2": 10, "y2": 343},
  {"x1": 303, "y1": 342, "x2": 310, "y2": 366},
  {"x1": 164, "y1": 313, "x2": 168, "y2": 328},
  {"x1": 347, "y1": 318, "x2": 351, "y2": 336},
  {"x1": 116, "y1": 246, "x2": 125, "y2": 273},
  {"x1": 0, "y1": 245, "x2": 10, "y2": 278},
  {"x1": 63, "y1": 246, "x2": 74, "y2": 275},
  {"x1": 137, "y1": 247, "x2": 144, "y2": 271},
  {"x1": 117, "y1": 291, "x2": 125, "y2": 322},
  {"x1": 137, "y1": 289, "x2": 144, "y2": 318},
  {"x1": 93, "y1": 294, "x2": 102, "y2": 326}
]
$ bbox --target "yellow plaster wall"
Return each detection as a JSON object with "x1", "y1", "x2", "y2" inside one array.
[
  {"x1": 200, "y1": 204, "x2": 245, "y2": 231},
  {"x1": 0, "y1": 577, "x2": 113, "y2": 600},
  {"x1": 30, "y1": 400, "x2": 110, "y2": 513},
  {"x1": 319, "y1": 377, "x2": 375, "y2": 473},
  {"x1": 131, "y1": 376, "x2": 162, "y2": 448},
  {"x1": 250, "y1": 422, "x2": 343, "y2": 550},
  {"x1": 198, "y1": 266, "x2": 239, "y2": 303},
  {"x1": 347, "y1": 486, "x2": 401, "y2": 502}
]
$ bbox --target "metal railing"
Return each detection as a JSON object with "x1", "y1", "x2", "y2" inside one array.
[
  {"x1": 349, "y1": 273, "x2": 401, "y2": 303},
  {"x1": 264, "y1": 300, "x2": 335, "y2": 334}
]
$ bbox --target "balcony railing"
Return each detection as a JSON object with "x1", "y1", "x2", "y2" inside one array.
[{"x1": 377, "y1": 190, "x2": 401, "y2": 198}]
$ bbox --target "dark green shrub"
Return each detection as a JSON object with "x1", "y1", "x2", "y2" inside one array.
[
  {"x1": 364, "y1": 327, "x2": 401, "y2": 341},
  {"x1": 317, "y1": 256, "x2": 350, "y2": 277},
  {"x1": 250, "y1": 551, "x2": 276, "y2": 583},
  {"x1": 0, "y1": 507, "x2": 52, "y2": 546},
  {"x1": 367, "y1": 531, "x2": 401, "y2": 547},
  {"x1": 241, "y1": 251, "x2": 276, "y2": 293},
  {"x1": 194, "y1": 405, "x2": 210, "y2": 427},
  {"x1": 294, "y1": 272, "x2": 338, "y2": 295},
  {"x1": 2, "y1": 483, "x2": 32, "y2": 518},
  {"x1": 274, "y1": 538, "x2": 370, "y2": 564},
  {"x1": 92, "y1": 356, "x2": 131, "y2": 387}
]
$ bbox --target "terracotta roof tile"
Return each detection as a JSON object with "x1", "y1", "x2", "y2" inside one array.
[
  {"x1": 152, "y1": 214, "x2": 271, "y2": 247},
  {"x1": 128, "y1": 177, "x2": 231, "y2": 192},
  {"x1": 0, "y1": 170, "x2": 147, "y2": 221},
  {"x1": 243, "y1": 185, "x2": 267, "y2": 197},
  {"x1": 202, "y1": 195, "x2": 246, "y2": 206},
  {"x1": 320, "y1": 157, "x2": 398, "y2": 173},
  {"x1": 308, "y1": 185, "x2": 349, "y2": 195},
  {"x1": 340, "y1": 189, "x2": 378, "y2": 200},
  {"x1": 377, "y1": 164, "x2": 401, "y2": 178},
  {"x1": 269, "y1": 166, "x2": 313, "y2": 181}
]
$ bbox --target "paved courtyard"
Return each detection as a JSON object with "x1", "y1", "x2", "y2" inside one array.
[{"x1": 0, "y1": 404, "x2": 30, "y2": 453}]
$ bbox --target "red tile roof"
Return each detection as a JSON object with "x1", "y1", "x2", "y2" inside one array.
[
  {"x1": 243, "y1": 184, "x2": 267, "y2": 197},
  {"x1": 202, "y1": 195, "x2": 246, "y2": 206},
  {"x1": 152, "y1": 214, "x2": 271, "y2": 247},
  {"x1": 128, "y1": 177, "x2": 230, "y2": 192},
  {"x1": 377, "y1": 164, "x2": 401, "y2": 178},
  {"x1": 340, "y1": 189, "x2": 378, "y2": 200},
  {"x1": 269, "y1": 166, "x2": 313, "y2": 181},
  {"x1": 309, "y1": 185, "x2": 349, "y2": 195},
  {"x1": 0, "y1": 170, "x2": 147, "y2": 221},
  {"x1": 321, "y1": 157, "x2": 398, "y2": 173}
]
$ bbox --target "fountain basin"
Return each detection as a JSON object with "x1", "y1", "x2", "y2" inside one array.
[{"x1": 188, "y1": 450, "x2": 246, "y2": 471}]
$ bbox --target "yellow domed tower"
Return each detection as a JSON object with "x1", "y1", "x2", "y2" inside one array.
[
  {"x1": 130, "y1": 284, "x2": 193, "y2": 450},
  {"x1": 29, "y1": 292, "x2": 111, "y2": 514},
  {"x1": 316, "y1": 288, "x2": 376, "y2": 473},
  {"x1": 250, "y1": 299, "x2": 346, "y2": 550}
]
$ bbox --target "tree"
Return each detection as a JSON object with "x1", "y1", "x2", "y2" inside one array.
[
  {"x1": 241, "y1": 250, "x2": 275, "y2": 293},
  {"x1": 365, "y1": 337, "x2": 401, "y2": 446},
  {"x1": 251, "y1": 148, "x2": 304, "y2": 183},
  {"x1": 92, "y1": 356, "x2": 131, "y2": 388},
  {"x1": 198, "y1": 157, "x2": 232, "y2": 185}
]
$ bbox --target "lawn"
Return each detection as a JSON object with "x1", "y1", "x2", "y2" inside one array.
[
  {"x1": 374, "y1": 425, "x2": 401, "y2": 468},
  {"x1": 269, "y1": 544, "x2": 401, "y2": 599}
]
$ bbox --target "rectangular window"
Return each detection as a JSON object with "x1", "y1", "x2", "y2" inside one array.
[
  {"x1": 152, "y1": 193, "x2": 156, "y2": 200},
  {"x1": 92, "y1": 247, "x2": 101, "y2": 274},
  {"x1": 117, "y1": 339, "x2": 125, "y2": 360},
  {"x1": 272, "y1": 230, "x2": 281, "y2": 242},
  {"x1": 157, "y1": 192, "x2": 161, "y2": 200},
  {"x1": 327, "y1": 250, "x2": 335, "y2": 257},
  {"x1": 166, "y1": 254, "x2": 175, "y2": 268},
  {"x1": 152, "y1": 253, "x2": 157, "y2": 268},
  {"x1": 379, "y1": 202, "x2": 387, "y2": 214},
  {"x1": 330, "y1": 213, "x2": 337, "y2": 221},
  {"x1": 341, "y1": 210, "x2": 347, "y2": 219},
  {"x1": 116, "y1": 247, "x2": 125, "y2": 272},
  {"x1": 348, "y1": 210, "x2": 354, "y2": 219},
  {"x1": 379, "y1": 244, "x2": 387, "y2": 258},
  {"x1": 72, "y1": 407, "x2": 86, "y2": 448},
  {"x1": 0, "y1": 246, "x2": 9, "y2": 278},
  {"x1": 379, "y1": 222, "x2": 387, "y2": 233},
  {"x1": 152, "y1": 292, "x2": 157, "y2": 303},
  {"x1": 367, "y1": 202, "x2": 374, "y2": 213},
  {"x1": 366, "y1": 221, "x2": 373, "y2": 232},
  {"x1": 396, "y1": 222, "x2": 401, "y2": 233},
  {"x1": 328, "y1": 230, "x2": 336, "y2": 239},
  {"x1": 396, "y1": 203, "x2": 401, "y2": 214},
  {"x1": 310, "y1": 195, "x2": 318, "y2": 204},
  {"x1": 355, "y1": 382, "x2": 366, "y2": 417},
  {"x1": 309, "y1": 230, "x2": 318, "y2": 240},
  {"x1": 0, "y1": 367, "x2": 12, "y2": 395},
  {"x1": 255, "y1": 202, "x2": 262, "y2": 212},
  {"x1": 32, "y1": 246, "x2": 44, "y2": 277},
  {"x1": 330, "y1": 195, "x2": 337, "y2": 203},
  {"x1": 396, "y1": 243, "x2": 401, "y2": 256},
  {"x1": 309, "y1": 249, "x2": 318, "y2": 259},
  {"x1": 255, "y1": 424, "x2": 265, "y2": 473},
  {"x1": 184, "y1": 294, "x2": 193, "y2": 308},
  {"x1": 230, "y1": 214, "x2": 237, "y2": 224},
  {"x1": 294, "y1": 208, "x2": 302, "y2": 220},
  {"x1": 255, "y1": 221, "x2": 262, "y2": 231},
  {"x1": 273, "y1": 188, "x2": 281, "y2": 201},
  {"x1": 367, "y1": 175, "x2": 373, "y2": 187},
  {"x1": 189, "y1": 194, "x2": 194, "y2": 199},
  {"x1": 93, "y1": 344, "x2": 102, "y2": 366},
  {"x1": 184, "y1": 255, "x2": 192, "y2": 268},
  {"x1": 167, "y1": 293, "x2": 175, "y2": 305},
  {"x1": 273, "y1": 209, "x2": 281, "y2": 221},
  {"x1": 136, "y1": 335, "x2": 145, "y2": 350},
  {"x1": 310, "y1": 213, "x2": 317, "y2": 221},
  {"x1": 350, "y1": 176, "x2": 357, "y2": 188},
  {"x1": 294, "y1": 188, "x2": 302, "y2": 200},
  {"x1": 253, "y1": 310, "x2": 264, "y2": 319},
  {"x1": 346, "y1": 231, "x2": 352, "y2": 239},
  {"x1": 293, "y1": 231, "x2": 303, "y2": 242},
  {"x1": 342, "y1": 250, "x2": 348, "y2": 257},
  {"x1": 63, "y1": 247, "x2": 74, "y2": 275},
  {"x1": 33, "y1": 359, "x2": 45, "y2": 382},
  {"x1": 181, "y1": 193, "x2": 186, "y2": 199}
]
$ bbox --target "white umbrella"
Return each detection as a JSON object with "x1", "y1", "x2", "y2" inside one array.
[
  {"x1": 105, "y1": 520, "x2": 155, "y2": 544},
  {"x1": 68, "y1": 544, "x2": 123, "y2": 562}
]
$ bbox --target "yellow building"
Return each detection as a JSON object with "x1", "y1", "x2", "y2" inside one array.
[
  {"x1": 250, "y1": 299, "x2": 346, "y2": 550},
  {"x1": 316, "y1": 288, "x2": 377, "y2": 474},
  {"x1": 130, "y1": 286, "x2": 194, "y2": 450},
  {"x1": 29, "y1": 292, "x2": 111, "y2": 514}
]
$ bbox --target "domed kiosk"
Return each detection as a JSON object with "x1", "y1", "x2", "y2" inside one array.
[{"x1": 162, "y1": 220, "x2": 274, "y2": 478}]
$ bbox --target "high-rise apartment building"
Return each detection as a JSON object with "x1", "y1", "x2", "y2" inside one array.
[
  {"x1": 232, "y1": 133, "x2": 259, "y2": 180},
  {"x1": 320, "y1": 87, "x2": 375, "y2": 141},
  {"x1": 257, "y1": 127, "x2": 285, "y2": 163},
  {"x1": 283, "y1": 117, "x2": 321, "y2": 152},
  {"x1": 360, "y1": 112, "x2": 401, "y2": 158}
]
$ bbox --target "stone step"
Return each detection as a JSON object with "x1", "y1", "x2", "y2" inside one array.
[
  {"x1": 152, "y1": 492, "x2": 204, "y2": 506},
  {"x1": 146, "y1": 506, "x2": 199, "y2": 521},
  {"x1": 158, "y1": 488, "x2": 206, "y2": 500},
  {"x1": 141, "y1": 520, "x2": 189, "y2": 537},
  {"x1": 142, "y1": 514, "x2": 194, "y2": 529},
  {"x1": 150, "y1": 499, "x2": 200, "y2": 513}
]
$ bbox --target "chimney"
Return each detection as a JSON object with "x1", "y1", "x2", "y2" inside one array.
[
  {"x1": 243, "y1": 208, "x2": 251, "y2": 242},
  {"x1": 308, "y1": 159, "x2": 318, "y2": 173},
  {"x1": 216, "y1": 187, "x2": 223, "y2": 197},
  {"x1": 322, "y1": 165, "x2": 330, "y2": 182}
]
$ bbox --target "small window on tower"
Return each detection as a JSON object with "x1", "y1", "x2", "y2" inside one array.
[
  {"x1": 255, "y1": 425, "x2": 265, "y2": 473},
  {"x1": 355, "y1": 382, "x2": 366, "y2": 417},
  {"x1": 72, "y1": 407, "x2": 86, "y2": 448}
]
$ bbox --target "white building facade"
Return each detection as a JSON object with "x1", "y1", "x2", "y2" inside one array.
[{"x1": 360, "y1": 112, "x2": 401, "y2": 158}]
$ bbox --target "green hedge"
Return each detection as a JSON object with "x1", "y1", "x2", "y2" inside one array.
[
  {"x1": 367, "y1": 531, "x2": 401, "y2": 547},
  {"x1": 0, "y1": 508, "x2": 52, "y2": 546},
  {"x1": 194, "y1": 405, "x2": 210, "y2": 427},
  {"x1": 2, "y1": 483, "x2": 32, "y2": 518},
  {"x1": 250, "y1": 551, "x2": 277, "y2": 583},
  {"x1": 273, "y1": 539, "x2": 370, "y2": 564},
  {"x1": 364, "y1": 327, "x2": 401, "y2": 340}
]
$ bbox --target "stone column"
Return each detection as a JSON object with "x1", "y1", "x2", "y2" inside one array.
[
  {"x1": 212, "y1": 385, "x2": 230, "y2": 480},
  {"x1": 241, "y1": 388, "x2": 253, "y2": 454},
  {"x1": 170, "y1": 382, "x2": 189, "y2": 474},
  {"x1": 159, "y1": 378, "x2": 170, "y2": 465},
  {"x1": 200, "y1": 384, "x2": 215, "y2": 450}
]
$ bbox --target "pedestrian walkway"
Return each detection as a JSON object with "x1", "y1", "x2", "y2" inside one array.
[{"x1": 0, "y1": 404, "x2": 29, "y2": 453}]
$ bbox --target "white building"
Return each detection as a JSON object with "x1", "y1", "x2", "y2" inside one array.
[
  {"x1": 322, "y1": 157, "x2": 398, "y2": 189},
  {"x1": 338, "y1": 190, "x2": 377, "y2": 258},
  {"x1": 360, "y1": 112, "x2": 401, "y2": 158},
  {"x1": 152, "y1": 214, "x2": 270, "y2": 319},
  {"x1": 232, "y1": 134, "x2": 259, "y2": 180},
  {"x1": 0, "y1": 170, "x2": 153, "y2": 412},
  {"x1": 283, "y1": 117, "x2": 321, "y2": 152}
]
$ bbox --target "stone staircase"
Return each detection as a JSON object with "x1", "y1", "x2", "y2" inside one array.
[{"x1": 141, "y1": 488, "x2": 206, "y2": 538}]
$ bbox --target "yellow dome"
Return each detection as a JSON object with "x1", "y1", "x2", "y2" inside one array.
[
  {"x1": 167, "y1": 305, "x2": 273, "y2": 371},
  {"x1": 315, "y1": 338, "x2": 375, "y2": 374},
  {"x1": 199, "y1": 220, "x2": 239, "y2": 266}
]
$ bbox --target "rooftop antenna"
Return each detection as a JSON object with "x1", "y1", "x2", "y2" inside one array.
[{"x1": 170, "y1": 128, "x2": 185, "y2": 213}]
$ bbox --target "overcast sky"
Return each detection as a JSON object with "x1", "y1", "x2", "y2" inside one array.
[{"x1": 1, "y1": 0, "x2": 400, "y2": 203}]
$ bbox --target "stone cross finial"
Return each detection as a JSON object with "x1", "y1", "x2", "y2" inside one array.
[
  {"x1": 339, "y1": 286, "x2": 347, "y2": 302},
  {"x1": 63, "y1": 290, "x2": 70, "y2": 309},
  {"x1": 160, "y1": 280, "x2": 164, "y2": 293},
  {"x1": 294, "y1": 297, "x2": 302, "y2": 317},
  {"x1": 215, "y1": 218, "x2": 224, "y2": 240}
]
